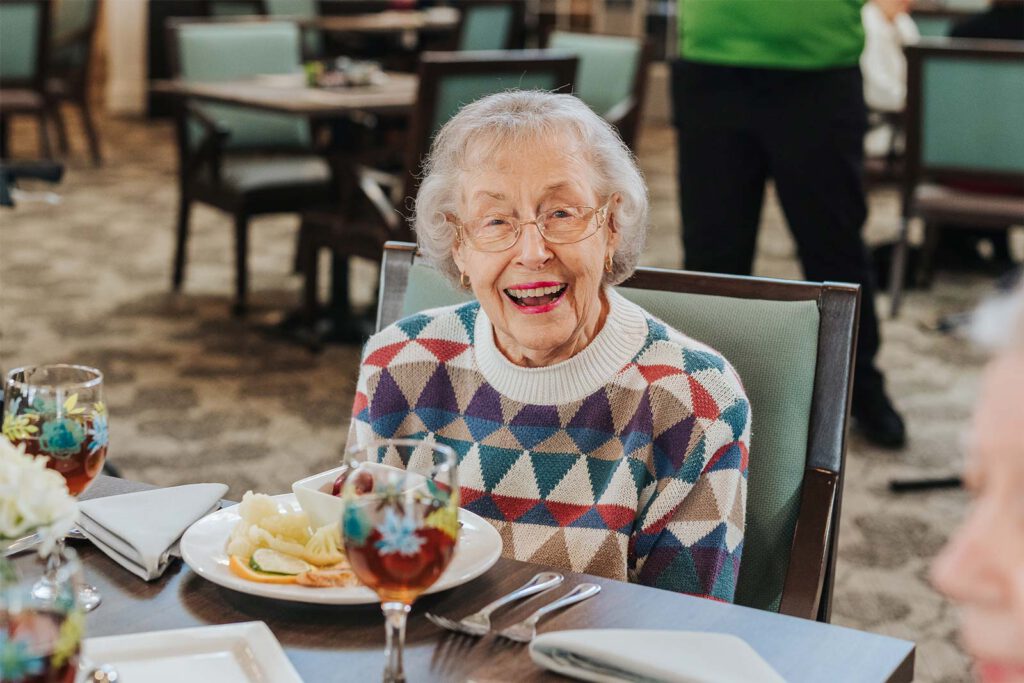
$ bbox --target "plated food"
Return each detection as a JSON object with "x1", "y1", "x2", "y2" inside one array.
[{"x1": 225, "y1": 492, "x2": 358, "y2": 588}]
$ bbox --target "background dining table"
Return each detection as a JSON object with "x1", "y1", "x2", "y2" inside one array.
[{"x1": 6, "y1": 476, "x2": 918, "y2": 682}]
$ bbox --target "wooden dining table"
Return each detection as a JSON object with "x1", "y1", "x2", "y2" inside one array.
[
  {"x1": 151, "y1": 72, "x2": 419, "y2": 118},
  {"x1": 9, "y1": 476, "x2": 917, "y2": 682}
]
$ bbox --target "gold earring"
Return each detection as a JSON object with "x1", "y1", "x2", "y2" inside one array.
[
  {"x1": 605, "y1": 254, "x2": 614, "y2": 274},
  {"x1": 460, "y1": 271, "x2": 470, "y2": 288}
]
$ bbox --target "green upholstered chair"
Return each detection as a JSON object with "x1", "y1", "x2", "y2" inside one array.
[
  {"x1": 0, "y1": 0, "x2": 53, "y2": 159},
  {"x1": 168, "y1": 20, "x2": 333, "y2": 316},
  {"x1": 375, "y1": 241, "x2": 860, "y2": 623},
  {"x1": 204, "y1": 0, "x2": 266, "y2": 16},
  {"x1": 451, "y1": 0, "x2": 525, "y2": 51},
  {"x1": 297, "y1": 50, "x2": 577, "y2": 335},
  {"x1": 46, "y1": 0, "x2": 102, "y2": 165},
  {"x1": 546, "y1": 31, "x2": 650, "y2": 151},
  {"x1": 889, "y1": 38, "x2": 1024, "y2": 316}
]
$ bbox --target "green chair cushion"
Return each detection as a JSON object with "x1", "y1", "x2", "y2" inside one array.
[
  {"x1": 432, "y1": 72, "x2": 564, "y2": 139},
  {"x1": 212, "y1": 155, "x2": 331, "y2": 193},
  {"x1": 548, "y1": 32, "x2": 640, "y2": 117},
  {"x1": 459, "y1": 5, "x2": 515, "y2": 51},
  {"x1": 177, "y1": 22, "x2": 311, "y2": 149},
  {"x1": 400, "y1": 263, "x2": 820, "y2": 612},
  {"x1": 0, "y1": 3, "x2": 43, "y2": 81},
  {"x1": 922, "y1": 57, "x2": 1024, "y2": 174}
]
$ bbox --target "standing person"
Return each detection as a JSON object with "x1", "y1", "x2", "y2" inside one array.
[
  {"x1": 671, "y1": 0, "x2": 906, "y2": 448},
  {"x1": 861, "y1": 0, "x2": 920, "y2": 157}
]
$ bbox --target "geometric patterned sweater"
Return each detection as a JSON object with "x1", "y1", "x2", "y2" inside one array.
[{"x1": 349, "y1": 288, "x2": 751, "y2": 601}]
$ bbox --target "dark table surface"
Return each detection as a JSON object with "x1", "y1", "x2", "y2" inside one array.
[{"x1": 16, "y1": 476, "x2": 915, "y2": 682}]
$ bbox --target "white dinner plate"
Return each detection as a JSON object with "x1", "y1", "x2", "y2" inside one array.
[
  {"x1": 82, "y1": 621, "x2": 301, "y2": 683},
  {"x1": 180, "y1": 493, "x2": 502, "y2": 605}
]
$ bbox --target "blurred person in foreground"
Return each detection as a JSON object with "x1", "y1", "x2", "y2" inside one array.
[
  {"x1": 348, "y1": 91, "x2": 751, "y2": 600},
  {"x1": 931, "y1": 284, "x2": 1024, "y2": 682},
  {"x1": 671, "y1": 0, "x2": 907, "y2": 448}
]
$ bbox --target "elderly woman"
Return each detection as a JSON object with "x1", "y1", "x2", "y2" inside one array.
[
  {"x1": 931, "y1": 284, "x2": 1024, "y2": 682},
  {"x1": 349, "y1": 90, "x2": 751, "y2": 601}
]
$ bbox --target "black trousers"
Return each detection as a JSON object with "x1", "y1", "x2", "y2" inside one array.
[{"x1": 670, "y1": 60, "x2": 885, "y2": 402}]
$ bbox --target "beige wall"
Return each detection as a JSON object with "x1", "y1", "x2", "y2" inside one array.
[{"x1": 104, "y1": 0, "x2": 147, "y2": 115}]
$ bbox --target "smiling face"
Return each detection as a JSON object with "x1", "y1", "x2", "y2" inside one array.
[
  {"x1": 451, "y1": 133, "x2": 620, "y2": 368},
  {"x1": 931, "y1": 351, "x2": 1024, "y2": 682}
]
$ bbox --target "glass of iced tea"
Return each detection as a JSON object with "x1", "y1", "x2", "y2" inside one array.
[
  {"x1": 3, "y1": 365, "x2": 107, "y2": 611},
  {"x1": 340, "y1": 439, "x2": 459, "y2": 683},
  {"x1": 0, "y1": 545, "x2": 85, "y2": 683}
]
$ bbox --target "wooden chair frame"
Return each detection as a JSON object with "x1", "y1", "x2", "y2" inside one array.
[
  {"x1": 889, "y1": 38, "x2": 1024, "y2": 316},
  {"x1": 376, "y1": 241, "x2": 860, "y2": 623},
  {"x1": 0, "y1": 0, "x2": 53, "y2": 159},
  {"x1": 166, "y1": 18, "x2": 333, "y2": 315},
  {"x1": 47, "y1": 0, "x2": 103, "y2": 165}
]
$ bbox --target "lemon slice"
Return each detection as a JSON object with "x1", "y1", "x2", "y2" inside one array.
[{"x1": 251, "y1": 548, "x2": 313, "y2": 575}]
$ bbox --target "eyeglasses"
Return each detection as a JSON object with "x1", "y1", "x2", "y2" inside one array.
[{"x1": 454, "y1": 201, "x2": 611, "y2": 253}]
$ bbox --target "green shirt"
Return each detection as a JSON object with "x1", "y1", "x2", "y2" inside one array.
[{"x1": 679, "y1": 0, "x2": 865, "y2": 70}]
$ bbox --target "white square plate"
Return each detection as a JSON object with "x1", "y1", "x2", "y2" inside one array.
[{"x1": 82, "y1": 621, "x2": 302, "y2": 683}]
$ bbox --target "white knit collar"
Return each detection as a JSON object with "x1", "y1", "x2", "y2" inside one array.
[{"x1": 473, "y1": 287, "x2": 649, "y2": 405}]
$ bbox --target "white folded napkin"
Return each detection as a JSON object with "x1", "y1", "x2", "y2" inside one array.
[
  {"x1": 77, "y1": 483, "x2": 227, "y2": 581},
  {"x1": 529, "y1": 629, "x2": 785, "y2": 683}
]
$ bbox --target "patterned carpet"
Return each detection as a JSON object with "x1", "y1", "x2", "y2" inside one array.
[{"x1": 1, "y1": 111, "x2": 999, "y2": 682}]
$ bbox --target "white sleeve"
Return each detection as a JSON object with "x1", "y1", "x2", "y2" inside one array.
[{"x1": 860, "y1": 4, "x2": 908, "y2": 112}]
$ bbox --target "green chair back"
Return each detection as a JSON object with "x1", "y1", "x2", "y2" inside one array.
[
  {"x1": 910, "y1": 14, "x2": 954, "y2": 37},
  {"x1": 404, "y1": 51, "x2": 577, "y2": 202},
  {"x1": 208, "y1": 0, "x2": 265, "y2": 16},
  {"x1": 548, "y1": 32, "x2": 641, "y2": 118},
  {"x1": 174, "y1": 22, "x2": 312, "y2": 149},
  {"x1": 265, "y1": 0, "x2": 323, "y2": 56},
  {"x1": 389, "y1": 257, "x2": 826, "y2": 613},
  {"x1": 51, "y1": 0, "x2": 99, "y2": 70},
  {"x1": 0, "y1": 1, "x2": 47, "y2": 82},
  {"x1": 453, "y1": 1, "x2": 522, "y2": 51},
  {"x1": 919, "y1": 53, "x2": 1024, "y2": 174}
]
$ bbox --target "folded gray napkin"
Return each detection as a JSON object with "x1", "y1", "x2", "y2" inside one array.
[
  {"x1": 529, "y1": 629, "x2": 785, "y2": 683},
  {"x1": 77, "y1": 483, "x2": 227, "y2": 581}
]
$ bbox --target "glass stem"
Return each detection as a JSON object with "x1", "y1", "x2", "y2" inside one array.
[{"x1": 381, "y1": 601, "x2": 411, "y2": 683}]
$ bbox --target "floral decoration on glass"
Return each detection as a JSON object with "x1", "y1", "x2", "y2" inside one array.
[{"x1": 339, "y1": 439, "x2": 459, "y2": 683}]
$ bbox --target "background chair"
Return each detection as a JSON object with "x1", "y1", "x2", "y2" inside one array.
[
  {"x1": 297, "y1": 49, "x2": 577, "y2": 338},
  {"x1": 46, "y1": 0, "x2": 102, "y2": 165},
  {"x1": 377, "y1": 241, "x2": 860, "y2": 623},
  {"x1": 546, "y1": 31, "x2": 650, "y2": 151},
  {"x1": 888, "y1": 38, "x2": 1024, "y2": 316},
  {"x1": 0, "y1": 0, "x2": 53, "y2": 160},
  {"x1": 168, "y1": 20, "x2": 334, "y2": 315},
  {"x1": 451, "y1": 0, "x2": 526, "y2": 50},
  {"x1": 264, "y1": 0, "x2": 324, "y2": 59}
]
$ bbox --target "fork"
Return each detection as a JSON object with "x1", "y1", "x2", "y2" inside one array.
[
  {"x1": 425, "y1": 571, "x2": 563, "y2": 636},
  {"x1": 495, "y1": 583, "x2": 601, "y2": 643}
]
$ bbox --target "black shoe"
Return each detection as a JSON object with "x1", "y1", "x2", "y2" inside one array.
[{"x1": 851, "y1": 388, "x2": 907, "y2": 449}]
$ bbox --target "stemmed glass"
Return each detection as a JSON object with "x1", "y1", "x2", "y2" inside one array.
[
  {"x1": 340, "y1": 439, "x2": 459, "y2": 683},
  {"x1": 3, "y1": 365, "x2": 108, "y2": 612},
  {"x1": 0, "y1": 545, "x2": 86, "y2": 682}
]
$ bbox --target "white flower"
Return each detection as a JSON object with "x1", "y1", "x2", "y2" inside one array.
[{"x1": 0, "y1": 437, "x2": 78, "y2": 555}]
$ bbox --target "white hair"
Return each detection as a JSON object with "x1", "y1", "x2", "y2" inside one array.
[{"x1": 412, "y1": 90, "x2": 650, "y2": 287}]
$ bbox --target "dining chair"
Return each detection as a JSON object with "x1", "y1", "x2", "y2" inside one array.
[
  {"x1": 167, "y1": 20, "x2": 334, "y2": 316},
  {"x1": 888, "y1": 37, "x2": 1024, "y2": 316},
  {"x1": 375, "y1": 241, "x2": 860, "y2": 623},
  {"x1": 545, "y1": 31, "x2": 650, "y2": 151},
  {"x1": 46, "y1": 0, "x2": 102, "y2": 165},
  {"x1": 296, "y1": 49, "x2": 577, "y2": 336},
  {"x1": 450, "y1": 0, "x2": 526, "y2": 50},
  {"x1": 0, "y1": 0, "x2": 53, "y2": 160}
]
